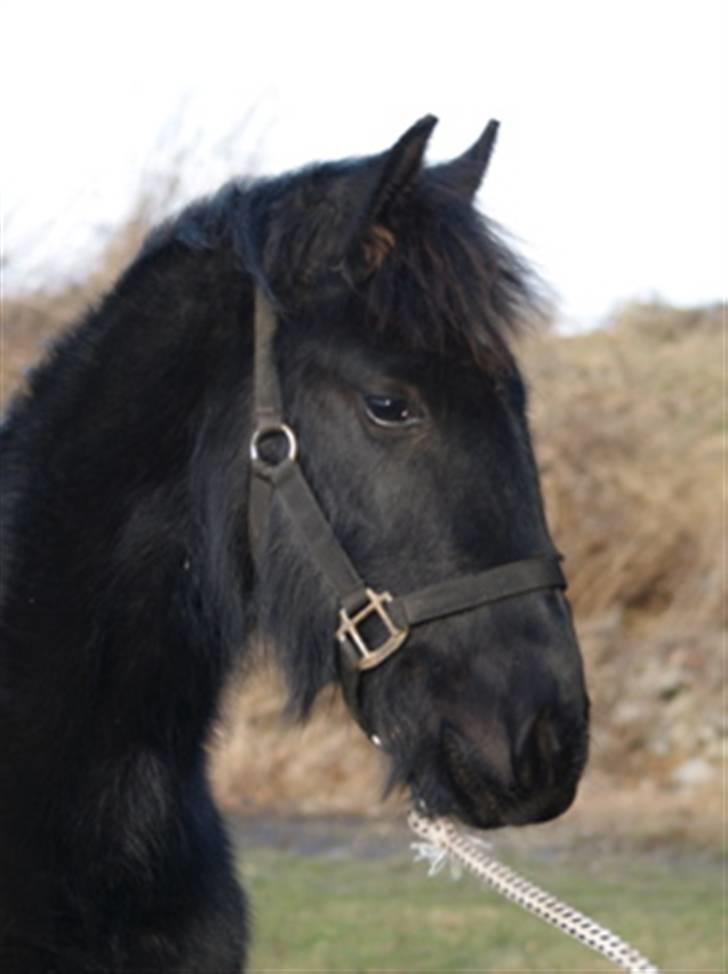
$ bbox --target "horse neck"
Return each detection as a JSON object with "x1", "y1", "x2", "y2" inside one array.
[{"x1": 1, "y1": 242, "x2": 256, "y2": 757}]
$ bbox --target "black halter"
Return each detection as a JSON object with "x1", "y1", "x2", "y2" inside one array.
[{"x1": 249, "y1": 290, "x2": 566, "y2": 738}]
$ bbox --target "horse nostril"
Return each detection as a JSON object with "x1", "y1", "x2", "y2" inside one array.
[{"x1": 514, "y1": 710, "x2": 560, "y2": 794}]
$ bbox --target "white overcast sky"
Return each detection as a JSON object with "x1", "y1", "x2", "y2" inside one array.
[{"x1": 2, "y1": 0, "x2": 726, "y2": 328}]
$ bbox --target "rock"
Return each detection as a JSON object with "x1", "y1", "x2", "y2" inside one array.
[
  {"x1": 612, "y1": 700, "x2": 647, "y2": 726},
  {"x1": 670, "y1": 758, "x2": 715, "y2": 787}
]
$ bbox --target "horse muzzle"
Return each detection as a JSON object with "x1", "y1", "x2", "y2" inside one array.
[{"x1": 439, "y1": 713, "x2": 588, "y2": 829}]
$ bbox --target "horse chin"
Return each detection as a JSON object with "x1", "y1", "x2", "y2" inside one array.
[
  {"x1": 408, "y1": 759, "x2": 509, "y2": 830},
  {"x1": 500, "y1": 781, "x2": 580, "y2": 827},
  {"x1": 413, "y1": 776, "x2": 580, "y2": 832},
  {"x1": 442, "y1": 773, "x2": 511, "y2": 830},
  {"x1": 461, "y1": 780, "x2": 583, "y2": 834},
  {"x1": 410, "y1": 783, "x2": 507, "y2": 831}
]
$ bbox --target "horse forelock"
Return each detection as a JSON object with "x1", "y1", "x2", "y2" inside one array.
[
  {"x1": 359, "y1": 184, "x2": 542, "y2": 372},
  {"x1": 142, "y1": 156, "x2": 544, "y2": 374}
]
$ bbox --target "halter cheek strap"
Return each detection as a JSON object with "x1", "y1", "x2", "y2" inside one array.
[{"x1": 248, "y1": 289, "x2": 566, "y2": 737}]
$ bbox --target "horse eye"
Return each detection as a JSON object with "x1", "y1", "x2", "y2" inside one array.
[{"x1": 363, "y1": 394, "x2": 420, "y2": 428}]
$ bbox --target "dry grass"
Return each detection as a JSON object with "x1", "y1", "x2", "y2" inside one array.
[
  {"x1": 1, "y1": 206, "x2": 724, "y2": 838},
  {"x1": 211, "y1": 665, "x2": 395, "y2": 817},
  {"x1": 523, "y1": 303, "x2": 723, "y2": 630}
]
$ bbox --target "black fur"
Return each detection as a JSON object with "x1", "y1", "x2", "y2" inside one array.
[{"x1": 0, "y1": 117, "x2": 588, "y2": 971}]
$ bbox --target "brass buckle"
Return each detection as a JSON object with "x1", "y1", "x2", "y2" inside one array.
[{"x1": 337, "y1": 589, "x2": 409, "y2": 671}]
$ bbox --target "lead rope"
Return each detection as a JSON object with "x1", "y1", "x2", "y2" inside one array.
[{"x1": 408, "y1": 810, "x2": 662, "y2": 973}]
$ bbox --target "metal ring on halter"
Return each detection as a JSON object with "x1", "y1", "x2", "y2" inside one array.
[{"x1": 250, "y1": 423, "x2": 298, "y2": 465}]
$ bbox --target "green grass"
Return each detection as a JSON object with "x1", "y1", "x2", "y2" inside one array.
[{"x1": 241, "y1": 848, "x2": 723, "y2": 972}]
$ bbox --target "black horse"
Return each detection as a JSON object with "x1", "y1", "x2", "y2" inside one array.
[{"x1": 0, "y1": 116, "x2": 589, "y2": 972}]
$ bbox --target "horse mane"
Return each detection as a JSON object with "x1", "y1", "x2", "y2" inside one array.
[{"x1": 138, "y1": 158, "x2": 545, "y2": 372}]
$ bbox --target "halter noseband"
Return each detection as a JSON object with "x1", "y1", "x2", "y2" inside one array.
[{"x1": 248, "y1": 290, "x2": 566, "y2": 737}]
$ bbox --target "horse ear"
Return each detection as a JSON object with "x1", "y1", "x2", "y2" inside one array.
[
  {"x1": 431, "y1": 119, "x2": 500, "y2": 200},
  {"x1": 349, "y1": 114, "x2": 438, "y2": 274},
  {"x1": 243, "y1": 116, "x2": 438, "y2": 304},
  {"x1": 367, "y1": 114, "x2": 438, "y2": 222}
]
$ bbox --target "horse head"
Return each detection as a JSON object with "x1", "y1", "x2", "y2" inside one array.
[{"x1": 242, "y1": 117, "x2": 589, "y2": 829}]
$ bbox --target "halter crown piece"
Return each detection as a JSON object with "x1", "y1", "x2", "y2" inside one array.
[{"x1": 248, "y1": 289, "x2": 567, "y2": 738}]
